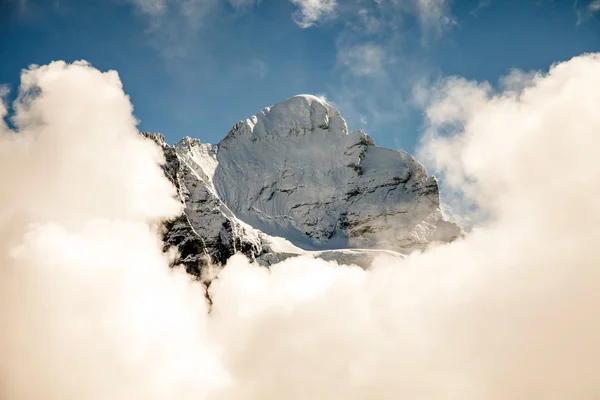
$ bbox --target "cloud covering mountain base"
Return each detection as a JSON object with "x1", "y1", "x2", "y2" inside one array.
[{"x1": 1, "y1": 55, "x2": 600, "y2": 399}]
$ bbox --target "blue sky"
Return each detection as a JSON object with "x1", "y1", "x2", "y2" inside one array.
[{"x1": 2, "y1": 0, "x2": 600, "y2": 153}]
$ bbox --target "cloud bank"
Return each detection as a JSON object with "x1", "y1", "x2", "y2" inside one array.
[
  {"x1": 0, "y1": 60, "x2": 226, "y2": 399},
  {"x1": 2, "y1": 54, "x2": 600, "y2": 398}
]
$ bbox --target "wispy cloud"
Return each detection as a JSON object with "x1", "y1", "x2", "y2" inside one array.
[
  {"x1": 469, "y1": 0, "x2": 491, "y2": 18},
  {"x1": 230, "y1": 58, "x2": 269, "y2": 80},
  {"x1": 325, "y1": 0, "x2": 456, "y2": 148},
  {"x1": 298, "y1": 0, "x2": 456, "y2": 33},
  {"x1": 127, "y1": 0, "x2": 260, "y2": 17},
  {"x1": 356, "y1": 7, "x2": 382, "y2": 34},
  {"x1": 123, "y1": 0, "x2": 267, "y2": 58},
  {"x1": 364, "y1": 0, "x2": 455, "y2": 35},
  {"x1": 126, "y1": 0, "x2": 221, "y2": 28},
  {"x1": 337, "y1": 43, "x2": 387, "y2": 77},
  {"x1": 290, "y1": 0, "x2": 337, "y2": 28},
  {"x1": 412, "y1": 0, "x2": 455, "y2": 33},
  {"x1": 228, "y1": 0, "x2": 261, "y2": 10},
  {"x1": 122, "y1": 0, "x2": 222, "y2": 59},
  {"x1": 126, "y1": 0, "x2": 167, "y2": 16},
  {"x1": 574, "y1": 0, "x2": 600, "y2": 25}
]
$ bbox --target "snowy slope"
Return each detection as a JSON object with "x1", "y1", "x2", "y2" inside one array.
[
  {"x1": 214, "y1": 95, "x2": 461, "y2": 251},
  {"x1": 145, "y1": 95, "x2": 462, "y2": 273}
]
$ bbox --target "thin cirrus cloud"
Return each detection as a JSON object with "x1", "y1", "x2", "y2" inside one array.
[
  {"x1": 575, "y1": 0, "x2": 600, "y2": 25},
  {"x1": 230, "y1": 58, "x2": 269, "y2": 80},
  {"x1": 127, "y1": 0, "x2": 167, "y2": 16},
  {"x1": 368, "y1": 0, "x2": 454, "y2": 34},
  {"x1": 469, "y1": 0, "x2": 491, "y2": 18},
  {"x1": 125, "y1": 0, "x2": 220, "y2": 25},
  {"x1": 126, "y1": 0, "x2": 335, "y2": 28},
  {"x1": 336, "y1": 43, "x2": 387, "y2": 77},
  {"x1": 412, "y1": 0, "x2": 454, "y2": 32},
  {"x1": 290, "y1": 0, "x2": 337, "y2": 28},
  {"x1": 125, "y1": 0, "x2": 452, "y2": 32},
  {"x1": 122, "y1": 0, "x2": 222, "y2": 58},
  {"x1": 228, "y1": 0, "x2": 261, "y2": 10},
  {"x1": 124, "y1": 0, "x2": 261, "y2": 26},
  {"x1": 323, "y1": 0, "x2": 455, "y2": 144},
  {"x1": 288, "y1": 0, "x2": 454, "y2": 32}
]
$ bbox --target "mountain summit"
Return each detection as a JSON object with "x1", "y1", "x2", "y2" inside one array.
[{"x1": 145, "y1": 95, "x2": 462, "y2": 274}]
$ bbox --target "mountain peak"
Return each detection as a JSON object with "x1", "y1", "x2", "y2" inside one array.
[
  {"x1": 147, "y1": 95, "x2": 462, "y2": 272},
  {"x1": 221, "y1": 94, "x2": 348, "y2": 144},
  {"x1": 286, "y1": 93, "x2": 330, "y2": 105}
]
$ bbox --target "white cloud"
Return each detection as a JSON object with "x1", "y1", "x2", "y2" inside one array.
[
  {"x1": 290, "y1": 0, "x2": 337, "y2": 28},
  {"x1": 418, "y1": 53, "x2": 600, "y2": 220},
  {"x1": 498, "y1": 68, "x2": 539, "y2": 93},
  {"x1": 213, "y1": 53, "x2": 600, "y2": 397},
  {"x1": 0, "y1": 85, "x2": 9, "y2": 115},
  {"x1": 337, "y1": 43, "x2": 387, "y2": 76},
  {"x1": 590, "y1": 0, "x2": 600, "y2": 11},
  {"x1": 4, "y1": 54, "x2": 600, "y2": 398},
  {"x1": 0, "y1": 60, "x2": 226, "y2": 398}
]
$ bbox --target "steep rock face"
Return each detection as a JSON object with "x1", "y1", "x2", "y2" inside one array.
[
  {"x1": 214, "y1": 95, "x2": 461, "y2": 252},
  {"x1": 145, "y1": 95, "x2": 462, "y2": 273},
  {"x1": 143, "y1": 133, "x2": 273, "y2": 275}
]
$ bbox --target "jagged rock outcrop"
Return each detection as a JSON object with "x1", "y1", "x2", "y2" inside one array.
[
  {"x1": 143, "y1": 133, "x2": 274, "y2": 275},
  {"x1": 144, "y1": 95, "x2": 462, "y2": 274}
]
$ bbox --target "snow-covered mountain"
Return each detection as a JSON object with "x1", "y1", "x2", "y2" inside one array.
[{"x1": 145, "y1": 95, "x2": 462, "y2": 274}]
